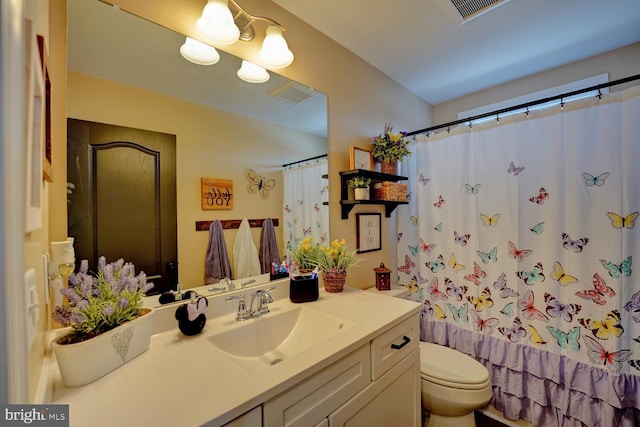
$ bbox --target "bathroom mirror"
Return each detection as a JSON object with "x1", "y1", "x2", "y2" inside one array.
[{"x1": 67, "y1": 0, "x2": 328, "y2": 303}]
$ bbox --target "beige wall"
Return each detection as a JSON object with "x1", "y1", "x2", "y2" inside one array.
[
  {"x1": 67, "y1": 71, "x2": 326, "y2": 287},
  {"x1": 433, "y1": 43, "x2": 640, "y2": 125}
]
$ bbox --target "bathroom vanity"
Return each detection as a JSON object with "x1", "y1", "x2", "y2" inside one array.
[{"x1": 49, "y1": 281, "x2": 421, "y2": 426}]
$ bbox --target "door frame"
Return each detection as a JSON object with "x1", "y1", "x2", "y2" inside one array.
[{"x1": 1, "y1": 0, "x2": 29, "y2": 404}]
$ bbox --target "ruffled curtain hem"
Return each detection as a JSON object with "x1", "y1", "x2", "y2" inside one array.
[{"x1": 421, "y1": 319, "x2": 640, "y2": 427}]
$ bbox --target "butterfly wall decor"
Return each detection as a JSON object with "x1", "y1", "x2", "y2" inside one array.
[{"x1": 245, "y1": 168, "x2": 275, "y2": 199}]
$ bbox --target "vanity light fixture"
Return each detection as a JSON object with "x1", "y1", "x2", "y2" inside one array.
[
  {"x1": 179, "y1": 37, "x2": 221, "y2": 65},
  {"x1": 237, "y1": 60, "x2": 270, "y2": 83},
  {"x1": 195, "y1": 0, "x2": 294, "y2": 69}
]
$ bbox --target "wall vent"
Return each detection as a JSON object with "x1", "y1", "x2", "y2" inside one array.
[
  {"x1": 450, "y1": 0, "x2": 509, "y2": 21},
  {"x1": 269, "y1": 82, "x2": 316, "y2": 105}
]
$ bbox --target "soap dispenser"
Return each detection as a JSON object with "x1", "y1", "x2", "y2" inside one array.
[{"x1": 175, "y1": 293, "x2": 208, "y2": 336}]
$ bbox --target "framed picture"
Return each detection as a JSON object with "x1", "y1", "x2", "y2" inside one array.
[
  {"x1": 349, "y1": 146, "x2": 372, "y2": 170},
  {"x1": 25, "y1": 24, "x2": 45, "y2": 233},
  {"x1": 37, "y1": 35, "x2": 53, "y2": 183},
  {"x1": 356, "y1": 213, "x2": 381, "y2": 253}
]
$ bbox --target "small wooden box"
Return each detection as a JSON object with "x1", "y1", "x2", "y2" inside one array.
[
  {"x1": 372, "y1": 182, "x2": 408, "y2": 201},
  {"x1": 374, "y1": 263, "x2": 392, "y2": 291}
]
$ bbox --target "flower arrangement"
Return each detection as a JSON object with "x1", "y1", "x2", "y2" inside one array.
[
  {"x1": 315, "y1": 239, "x2": 360, "y2": 275},
  {"x1": 53, "y1": 256, "x2": 154, "y2": 344},
  {"x1": 348, "y1": 176, "x2": 372, "y2": 188},
  {"x1": 288, "y1": 236, "x2": 322, "y2": 272},
  {"x1": 372, "y1": 123, "x2": 411, "y2": 162}
]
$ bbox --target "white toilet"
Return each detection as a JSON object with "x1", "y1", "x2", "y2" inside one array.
[
  {"x1": 367, "y1": 286, "x2": 492, "y2": 427},
  {"x1": 420, "y1": 342, "x2": 492, "y2": 427}
]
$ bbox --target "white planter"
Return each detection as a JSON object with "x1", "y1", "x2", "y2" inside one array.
[
  {"x1": 52, "y1": 308, "x2": 155, "y2": 387},
  {"x1": 354, "y1": 187, "x2": 369, "y2": 200}
]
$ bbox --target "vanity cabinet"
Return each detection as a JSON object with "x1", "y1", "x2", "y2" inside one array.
[
  {"x1": 222, "y1": 406, "x2": 262, "y2": 427},
  {"x1": 263, "y1": 314, "x2": 420, "y2": 427},
  {"x1": 339, "y1": 169, "x2": 408, "y2": 219}
]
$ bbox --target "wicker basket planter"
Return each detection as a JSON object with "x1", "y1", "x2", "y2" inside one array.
[
  {"x1": 373, "y1": 182, "x2": 408, "y2": 201},
  {"x1": 322, "y1": 271, "x2": 347, "y2": 293}
]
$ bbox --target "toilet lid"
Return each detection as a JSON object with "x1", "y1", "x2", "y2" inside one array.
[{"x1": 420, "y1": 342, "x2": 489, "y2": 387}]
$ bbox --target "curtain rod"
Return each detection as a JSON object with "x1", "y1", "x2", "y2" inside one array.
[
  {"x1": 407, "y1": 73, "x2": 640, "y2": 137},
  {"x1": 282, "y1": 153, "x2": 327, "y2": 168}
]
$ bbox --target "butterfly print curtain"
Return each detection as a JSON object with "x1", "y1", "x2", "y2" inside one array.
[
  {"x1": 397, "y1": 86, "x2": 640, "y2": 426},
  {"x1": 283, "y1": 160, "x2": 329, "y2": 255}
]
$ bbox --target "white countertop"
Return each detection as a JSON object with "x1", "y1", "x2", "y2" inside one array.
[{"x1": 50, "y1": 286, "x2": 420, "y2": 427}]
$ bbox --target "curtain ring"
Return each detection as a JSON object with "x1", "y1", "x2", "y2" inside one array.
[
  {"x1": 597, "y1": 88, "x2": 603, "y2": 100},
  {"x1": 525, "y1": 107, "x2": 530, "y2": 117},
  {"x1": 467, "y1": 120, "x2": 473, "y2": 128},
  {"x1": 560, "y1": 97, "x2": 565, "y2": 110},
  {"x1": 447, "y1": 127, "x2": 451, "y2": 134},
  {"x1": 496, "y1": 114, "x2": 500, "y2": 123}
]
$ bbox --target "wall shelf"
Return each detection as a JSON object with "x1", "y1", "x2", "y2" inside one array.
[{"x1": 339, "y1": 169, "x2": 408, "y2": 219}]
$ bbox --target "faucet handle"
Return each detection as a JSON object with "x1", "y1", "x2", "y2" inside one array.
[{"x1": 225, "y1": 294, "x2": 248, "y2": 321}]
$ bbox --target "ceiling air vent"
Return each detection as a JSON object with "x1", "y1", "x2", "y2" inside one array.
[
  {"x1": 450, "y1": 0, "x2": 510, "y2": 21},
  {"x1": 269, "y1": 82, "x2": 317, "y2": 105}
]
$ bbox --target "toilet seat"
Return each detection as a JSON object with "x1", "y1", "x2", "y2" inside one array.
[{"x1": 420, "y1": 342, "x2": 490, "y2": 390}]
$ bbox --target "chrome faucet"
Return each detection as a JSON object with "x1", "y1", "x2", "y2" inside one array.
[
  {"x1": 250, "y1": 286, "x2": 276, "y2": 316},
  {"x1": 225, "y1": 294, "x2": 251, "y2": 321},
  {"x1": 225, "y1": 286, "x2": 277, "y2": 321},
  {"x1": 208, "y1": 277, "x2": 233, "y2": 292}
]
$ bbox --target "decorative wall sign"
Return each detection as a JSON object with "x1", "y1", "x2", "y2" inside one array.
[
  {"x1": 246, "y1": 168, "x2": 275, "y2": 199},
  {"x1": 350, "y1": 146, "x2": 373, "y2": 170},
  {"x1": 356, "y1": 213, "x2": 382, "y2": 253},
  {"x1": 201, "y1": 178, "x2": 233, "y2": 210}
]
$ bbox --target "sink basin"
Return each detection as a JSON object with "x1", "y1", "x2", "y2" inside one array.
[{"x1": 208, "y1": 306, "x2": 351, "y2": 371}]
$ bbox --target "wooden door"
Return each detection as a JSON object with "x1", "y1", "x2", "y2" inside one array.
[{"x1": 67, "y1": 119, "x2": 177, "y2": 295}]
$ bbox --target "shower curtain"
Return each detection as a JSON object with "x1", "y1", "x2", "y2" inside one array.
[
  {"x1": 282, "y1": 159, "x2": 329, "y2": 259},
  {"x1": 397, "y1": 86, "x2": 640, "y2": 426}
]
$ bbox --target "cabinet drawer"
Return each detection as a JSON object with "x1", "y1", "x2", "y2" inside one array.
[
  {"x1": 264, "y1": 345, "x2": 371, "y2": 427},
  {"x1": 370, "y1": 315, "x2": 419, "y2": 380}
]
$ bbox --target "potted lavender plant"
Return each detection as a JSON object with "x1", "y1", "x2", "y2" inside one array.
[{"x1": 51, "y1": 256, "x2": 155, "y2": 387}]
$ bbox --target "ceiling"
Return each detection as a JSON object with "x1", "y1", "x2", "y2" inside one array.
[{"x1": 273, "y1": 0, "x2": 640, "y2": 105}]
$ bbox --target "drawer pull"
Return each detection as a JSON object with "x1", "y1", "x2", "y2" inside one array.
[{"x1": 390, "y1": 335, "x2": 411, "y2": 350}]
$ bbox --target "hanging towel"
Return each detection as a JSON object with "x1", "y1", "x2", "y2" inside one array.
[
  {"x1": 233, "y1": 218, "x2": 261, "y2": 279},
  {"x1": 259, "y1": 218, "x2": 280, "y2": 274},
  {"x1": 204, "y1": 220, "x2": 232, "y2": 284}
]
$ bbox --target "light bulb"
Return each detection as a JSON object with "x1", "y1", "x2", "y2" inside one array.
[
  {"x1": 196, "y1": 0, "x2": 240, "y2": 45},
  {"x1": 258, "y1": 26, "x2": 294, "y2": 69},
  {"x1": 179, "y1": 37, "x2": 220, "y2": 65},
  {"x1": 237, "y1": 60, "x2": 270, "y2": 83}
]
